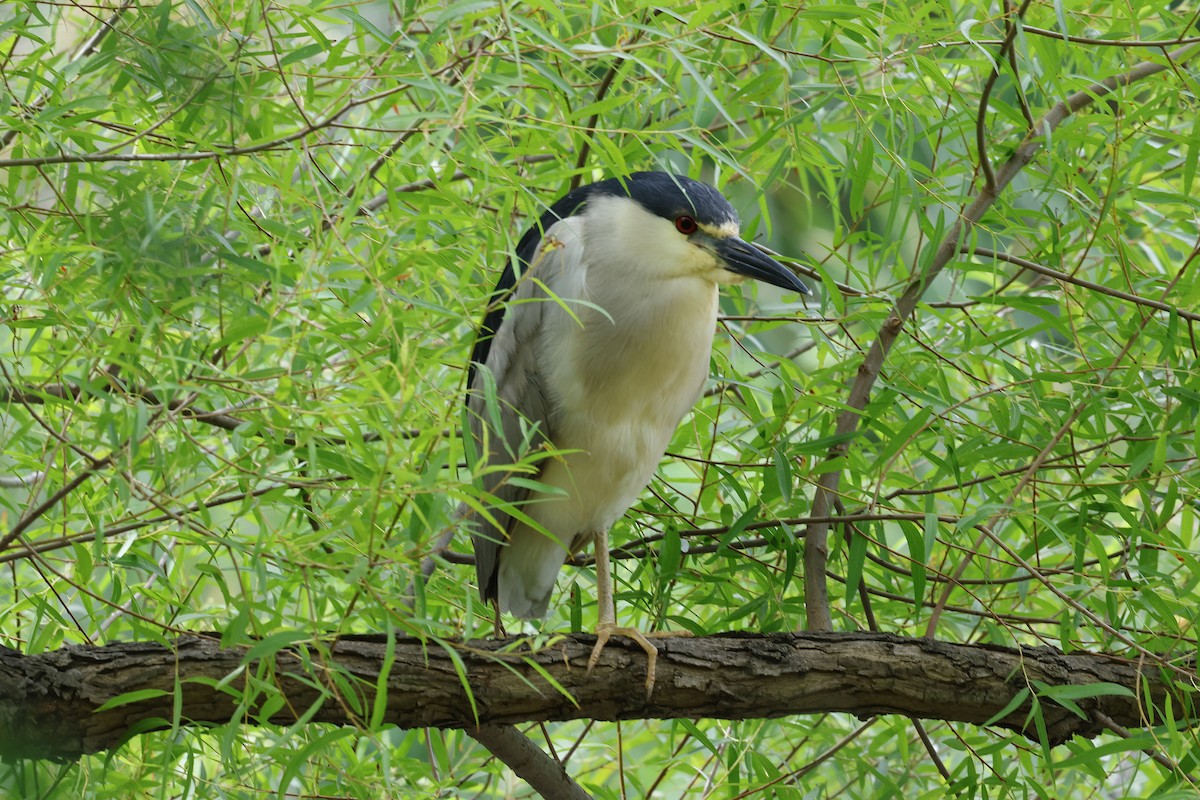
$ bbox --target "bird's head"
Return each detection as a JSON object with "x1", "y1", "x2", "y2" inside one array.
[{"x1": 580, "y1": 172, "x2": 810, "y2": 295}]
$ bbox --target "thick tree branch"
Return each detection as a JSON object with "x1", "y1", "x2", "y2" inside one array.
[
  {"x1": 467, "y1": 725, "x2": 592, "y2": 800},
  {"x1": 0, "y1": 633, "x2": 1190, "y2": 763}
]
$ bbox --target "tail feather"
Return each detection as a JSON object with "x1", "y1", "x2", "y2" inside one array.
[{"x1": 495, "y1": 525, "x2": 572, "y2": 618}]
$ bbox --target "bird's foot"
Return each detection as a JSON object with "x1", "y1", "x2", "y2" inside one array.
[{"x1": 586, "y1": 625, "x2": 692, "y2": 700}]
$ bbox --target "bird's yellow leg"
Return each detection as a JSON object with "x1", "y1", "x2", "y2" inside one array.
[
  {"x1": 492, "y1": 599, "x2": 506, "y2": 639},
  {"x1": 586, "y1": 530, "x2": 688, "y2": 699}
]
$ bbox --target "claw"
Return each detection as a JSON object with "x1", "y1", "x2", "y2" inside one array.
[
  {"x1": 586, "y1": 532, "x2": 691, "y2": 699},
  {"x1": 586, "y1": 623, "x2": 660, "y2": 699}
]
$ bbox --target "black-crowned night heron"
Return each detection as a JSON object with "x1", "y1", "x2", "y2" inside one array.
[{"x1": 465, "y1": 171, "x2": 808, "y2": 695}]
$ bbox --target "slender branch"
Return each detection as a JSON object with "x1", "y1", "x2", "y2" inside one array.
[
  {"x1": 1019, "y1": 26, "x2": 1200, "y2": 48},
  {"x1": 0, "y1": 380, "x2": 394, "y2": 445},
  {"x1": 967, "y1": 245, "x2": 1200, "y2": 322},
  {"x1": 357, "y1": 154, "x2": 559, "y2": 216},
  {"x1": 977, "y1": 0, "x2": 1034, "y2": 193},
  {"x1": 0, "y1": 1, "x2": 136, "y2": 153},
  {"x1": 926, "y1": 246, "x2": 1198, "y2": 634},
  {"x1": 0, "y1": 453, "x2": 113, "y2": 552},
  {"x1": 802, "y1": 40, "x2": 1200, "y2": 632},
  {"x1": 1093, "y1": 711, "x2": 1195, "y2": 785},
  {"x1": 0, "y1": 82, "x2": 414, "y2": 169},
  {"x1": 570, "y1": 61, "x2": 624, "y2": 189},
  {"x1": 0, "y1": 478, "x2": 353, "y2": 564}
]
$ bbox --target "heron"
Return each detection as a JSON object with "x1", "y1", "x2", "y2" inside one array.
[{"x1": 464, "y1": 171, "x2": 808, "y2": 696}]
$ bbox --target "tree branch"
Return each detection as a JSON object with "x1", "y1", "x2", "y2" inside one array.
[
  {"x1": 0, "y1": 633, "x2": 1190, "y2": 763},
  {"x1": 967, "y1": 245, "x2": 1200, "y2": 322},
  {"x1": 467, "y1": 725, "x2": 592, "y2": 800},
  {"x1": 802, "y1": 40, "x2": 1200, "y2": 632},
  {"x1": 0, "y1": 1, "x2": 137, "y2": 153}
]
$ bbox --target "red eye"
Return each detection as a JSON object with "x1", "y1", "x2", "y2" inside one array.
[{"x1": 674, "y1": 215, "x2": 698, "y2": 235}]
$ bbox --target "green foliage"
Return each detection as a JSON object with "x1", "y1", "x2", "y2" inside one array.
[{"x1": 2, "y1": 0, "x2": 1198, "y2": 797}]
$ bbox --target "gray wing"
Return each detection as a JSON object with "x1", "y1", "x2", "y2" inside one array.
[{"x1": 465, "y1": 218, "x2": 584, "y2": 603}]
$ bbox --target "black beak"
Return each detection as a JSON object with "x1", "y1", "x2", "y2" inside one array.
[{"x1": 717, "y1": 237, "x2": 811, "y2": 295}]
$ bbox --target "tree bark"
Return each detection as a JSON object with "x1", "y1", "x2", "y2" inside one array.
[
  {"x1": 467, "y1": 724, "x2": 592, "y2": 800},
  {"x1": 0, "y1": 632, "x2": 1187, "y2": 761}
]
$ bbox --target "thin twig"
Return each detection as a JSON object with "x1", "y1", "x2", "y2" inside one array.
[
  {"x1": 968, "y1": 245, "x2": 1200, "y2": 322},
  {"x1": 976, "y1": 0, "x2": 1034, "y2": 194},
  {"x1": 926, "y1": 245, "x2": 1198, "y2": 635},
  {"x1": 570, "y1": 62, "x2": 624, "y2": 189},
  {"x1": 1093, "y1": 711, "x2": 1196, "y2": 784},
  {"x1": 0, "y1": 1, "x2": 137, "y2": 152}
]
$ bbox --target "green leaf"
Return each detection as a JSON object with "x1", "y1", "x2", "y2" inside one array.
[
  {"x1": 983, "y1": 687, "x2": 1031, "y2": 728},
  {"x1": 244, "y1": 631, "x2": 311, "y2": 663},
  {"x1": 94, "y1": 688, "x2": 171, "y2": 713},
  {"x1": 845, "y1": 530, "x2": 868, "y2": 606}
]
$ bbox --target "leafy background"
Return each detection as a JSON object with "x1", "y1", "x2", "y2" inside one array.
[{"x1": 1, "y1": 0, "x2": 1198, "y2": 797}]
